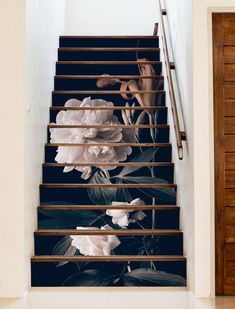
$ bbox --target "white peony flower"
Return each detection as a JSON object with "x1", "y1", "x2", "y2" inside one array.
[
  {"x1": 70, "y1": 225, "x2": 120, "y2": 256},
  {"x1": 106, "y1": 198, "x2": 146, "y2": 228},
  {"x1": 50, "y1": 97, "x2": 135, "y2": 179}
]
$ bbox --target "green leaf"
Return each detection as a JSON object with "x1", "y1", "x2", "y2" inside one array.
[
  {"x1": 116, "y1": 148, "x2": 159, "y2": 177},
  {"x1": 62, "y1": 269, "x2": 117, "y2": 286},
  {"x1": 136, "y1": 187, "x2": 176, "y2": 202},
  {"x1": 116, "y1": 179, "x2": 133, "y2": 203},
  {"x1": 52, "y1": 236, "x2": 72, "y2": 253},
  {"x1": 120, "y1": 176, "x2": 168, "y2": 184},
  {"x1": 88, "y1": 172, "x2": 117, "y2": 205},
  {"x1": 120, "y1": 177, "x2": 176, "y2": 203},
  {"x1": 38, "y1": 210, "x2": 103, "y2": 229},
  {"x1": 123, "y1": 268, "x2": 186, "y2": 286}
]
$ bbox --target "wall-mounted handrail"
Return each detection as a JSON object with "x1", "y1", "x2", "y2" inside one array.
[{"x1": 156, "y1": 1, "x2": 186, "y2": 160}]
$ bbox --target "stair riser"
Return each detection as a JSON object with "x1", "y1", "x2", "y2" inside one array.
[
  {"x1": 40, "y1": 186, "x2": 176, "y2": 205},
  {"x1": 54, "y1": 77, "x2": 164, "y2": 91},
  {"x1": 50, "y1": 108, "x2": 168, "y2": 124},
  {"x1": 59, "y1": 38, "x2": 159, "y2": 48},
  {"x1": 44, "y1": 145, "x2": 172, "y2": 164},
  {"x1": 47, "y1": 127, "x2": 169, "y2": 144},
  {"x1": 42, "y1": 165, "x2": 173, "y2": 184},
  {"x1": 58, "y1": 50, "x2": 160, "y2": 61},
  {"x1": 56, "y1": 63, "x2": 162, "y2": 76},
  {"x1": 38, "y1": 208, "x2": 179, "y2": 230},
  {"x1": 31, "y1": 260, "x2": 186, "y2": 287},
  {"x1": 52, "y1": 93, "x2": 165, "y2": 107},
  {"x1": 34, "y1": 234, "x2": 183, "y2": 256}
]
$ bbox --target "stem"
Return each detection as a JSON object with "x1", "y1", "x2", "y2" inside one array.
[
  {"x1": 127, "y1": 262, "x2": 132, "y2": 272},
  {"x1": 142, "y1": 237, "x2": 156, "y2": 270},
  {"x1": 147, "y1": 112, "x2": 157, "y2": 231},
  {"x1": 89, "y1": 213, "x2": 106, "y2": 226},
  {"x1": 151, "y1": 166, "x2": 156, "y2": 230},
  {"x1": 102, "y1": 169, "x2": 110, "y2": 179},
  {"x1": 135, "y1": 134, "x2": 144, "y2": 153},
  {"x1": 136, "y1": 221, "x2": 145, "y2": 230}
]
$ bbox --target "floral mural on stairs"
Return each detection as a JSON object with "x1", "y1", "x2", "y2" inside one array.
[{"x1": 37, "y1": 59, "x2": 186, "y2": 286}]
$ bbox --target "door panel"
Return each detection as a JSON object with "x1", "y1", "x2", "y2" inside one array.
[{"x1": 213, "y1": 13, "x2": 235, "y2": 295}]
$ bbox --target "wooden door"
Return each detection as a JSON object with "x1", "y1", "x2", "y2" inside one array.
[{"x1": 213, "y1": 13, "x2": 235, "y2": 295}]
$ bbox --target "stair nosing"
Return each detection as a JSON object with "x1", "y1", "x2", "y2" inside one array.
[
  {"x1": 42, "y1": 162, "x2": 173, "y2": 167},
  {"x1": 37, "y1": 205, "x2": 179, "y2": 210},
  {"x1": 50, "y1": 106, "x2": 167, "y2": 111},
  {"x1": 48, "y1": 124, "x2": 168, "y2": 129},
  {"x1": 60, "y1": 35, "x2": 159, "y2": 39},
  {"x1": 54, "y1": 75, "x2": 163, "y2": 80},
  {"x1": 56, "y1": 60, "x2": 161, "y2": 65},
  {"x1": 34, "y1": 229, "x2": 182, "y2": 236},
  {"x1": 40, "y1": 183, "x2": 176, "y2": 189},
  {"x1": 58, "y1": 47, "x2": 161, "y2": 51},
  {"x1": 46, "y1": 142, "x2": 171, "y2": 147},
  {"x1": 31, "y1": 255, "x2": 185, "y2": 262},
  {"x1": 52, "y1": 90, "x2": 164, "y2": 95}
]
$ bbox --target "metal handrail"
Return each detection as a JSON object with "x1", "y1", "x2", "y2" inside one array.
[{"x1": 157, "y1": 1, "x2": 186, "y2": 160}]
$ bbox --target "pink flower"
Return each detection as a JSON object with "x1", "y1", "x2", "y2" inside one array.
[
  {"x1": 50, "y1": 97, "x2": 135, "y2": 179},
  {"x1": 106, "y1": 198, "x2": 146, "y2": 228},
  {"x1": 70, "y1": 225, "x2": 120, "y2": 256}
]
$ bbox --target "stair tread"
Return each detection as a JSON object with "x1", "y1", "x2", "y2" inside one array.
[
  {"x1": 38, "y1": 205, "x2": 179, "y2": 210},
  {"x1": 35, "y1": 229, "x2": 182, "y2": 236},
  {"x1": 31, "y1": 255, "x2": 186, "y2": 262},
  {"x1": 40, "y1": 183, "x2": 176, "y2": 188},
  {"x1": 48, "y1": 124, "x2": 168, "y2": 129},
  {"x1": 55, "y1": 75, "x2": 163, "y2": 79},
  {"x1": 52, "y1": 90, "x2": 164, "y2": 94},
  {"x1": 60, "y1": 36, "x2": 159, "y2": 39},
  {"x1": 43, "y1": 162, "x2": 173, "y2": 167},
  {"x1": 50, "y1": 106, "x2": 167, "y2": 111},
  {"x1": 58, "y1": 47, "x2": 160, "y2": 51},
  {"x1": 46, "y1": 142, "x2": 171, "y2": 147},
  {"x1": 56, "y1": 60, "x2": 161, "y2": 65}
]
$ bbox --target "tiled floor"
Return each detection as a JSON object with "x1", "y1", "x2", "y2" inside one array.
[{"x1": 0, "y1": 289, "x2": 235, "y2": 309}]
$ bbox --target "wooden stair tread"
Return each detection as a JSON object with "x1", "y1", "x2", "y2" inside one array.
[
  {"x1": 35, "y1": 229, "x2": 182, "y2": 236},
  {"x1": 55, "y1": 75, "x2": 163, "y2": 79},
  {"x1": 58, "y1": 47, "x2": 160, "y2": 51},
  {"x1": 43, "y1": 162, "x2": 174, "y2": 167},
  {"x1": 46, "y1": 143, "x2": 171, "y2": 147},
  {"x1": 31, "y1": 255, "x2": 186, "y2": 262},
  {"x1": 50, "y1": 106, "x2": 167, "y2": 111},
  {"x1": 52, "y1": 90, "x2": 164, "y2": 94},
  {"x1": 40, "y1": 183, "x2": 176, "y2": 189},
  {"x1": 48, "y1": 124, "x2": 169, "y2": 129},
  {"x1": 60, "y1": 35, "x2": 159, "y2": 39},
  {"x1": 56, "y1": 60, "x2": 161, "y2": 65},
  {"x1": 38, "y1": 205, "x2": 179, "y2": 210}
]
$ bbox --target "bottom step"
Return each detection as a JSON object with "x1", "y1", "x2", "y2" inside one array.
[{"x1": 31, "y1": 256, "x2": 186, "y2": 287}]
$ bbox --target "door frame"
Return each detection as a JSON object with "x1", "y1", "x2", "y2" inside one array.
[{"x1": 191, "y1": 4, "x2": 235, "y2": 298}]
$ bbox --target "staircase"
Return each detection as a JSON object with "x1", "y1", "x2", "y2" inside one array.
[{"x1": 31, "y1": 34, "x2": 187, "y2": 287}]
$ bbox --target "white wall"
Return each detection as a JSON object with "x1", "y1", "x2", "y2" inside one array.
[
  {"x1": 25, "y1": 0, "x2": 65, "y2": 297},
  {"x1": 0, "y1": 0, "x2": 65, "y2": 297},
  {"x1": 65, "y1": 0, "x2": 158, "y2": 35},
  {"x1": 0, "y1": 0, "x2": 26, "y2": 298},
  {"x1": 160, "y1": 0, "x2": 194, "y2": 295}
]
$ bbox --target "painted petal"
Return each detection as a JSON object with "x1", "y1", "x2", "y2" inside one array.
[{"x1": 130, "y1": 198, "x2": 145, "y2": 206}]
